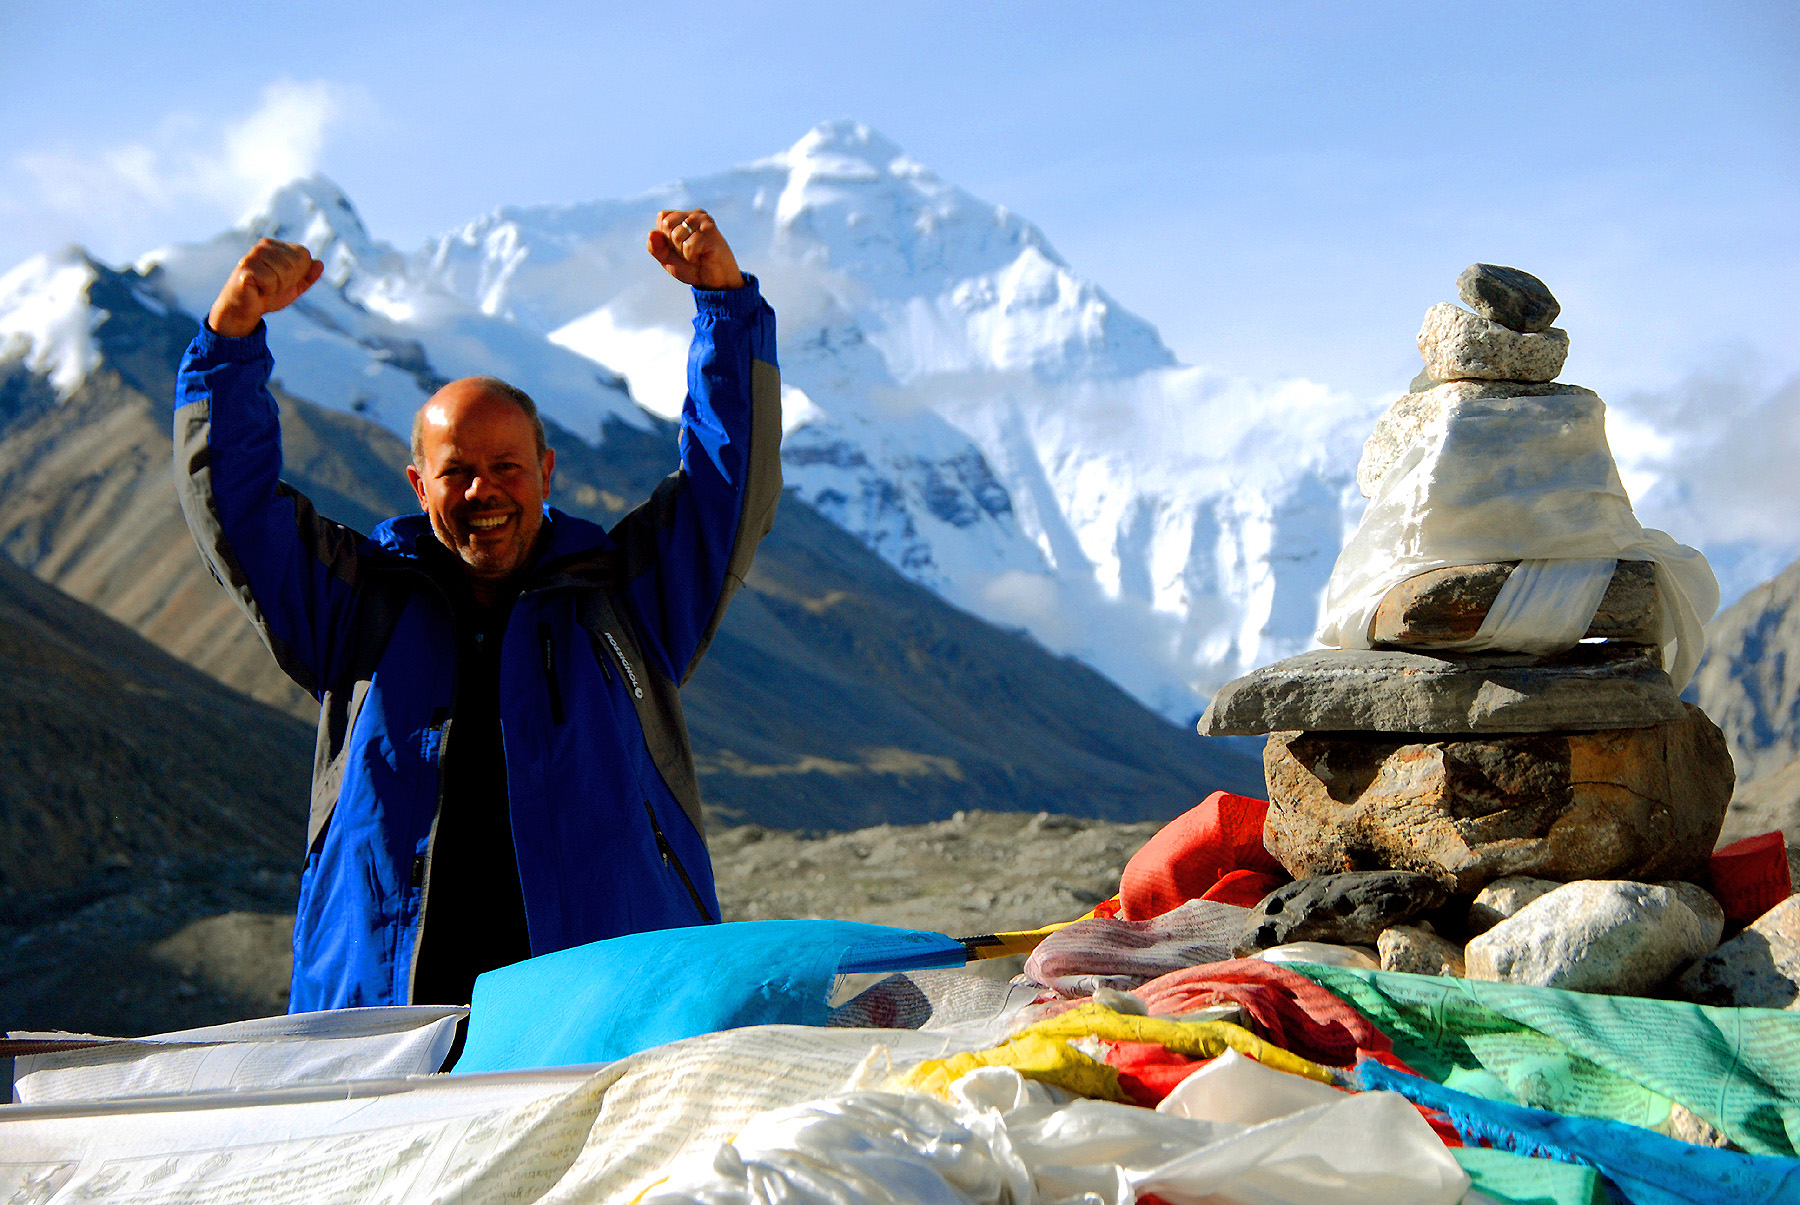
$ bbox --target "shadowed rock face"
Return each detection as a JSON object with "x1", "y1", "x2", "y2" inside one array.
[
  {"x1": 1234, "y1": 870, "x2": 1448, "y2": 955},
  {"x1": 0, "y1": 555, "x2": 310, "y2": 900},
  {"x1": 1688, "y1": 556, "x2": 1800, "y2": 852},
  {"x1": 1691, "y1": 557, "x2": 1800, "y2": 785},
  {"x1": 0, "y1": 550, "x2": 313, "y2": 1037},
  {"x1": 1261, "y1": 703, "x2": 1734, "y2": 892}
]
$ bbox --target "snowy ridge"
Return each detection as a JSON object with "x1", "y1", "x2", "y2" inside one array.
[
  {"x1": 135, "y1": 175, "x2": 651, "y2": 446},
  {"x1": 413, "y1": 121, "x2": 1376, "y2": 716},
  {"x1": 0, "y1": 249, "x2": 105, "y2": 396}
]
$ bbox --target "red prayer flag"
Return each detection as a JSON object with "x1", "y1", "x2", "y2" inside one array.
[
  {"x1": 1709, "y1": 832, "x2": 1792, "y2": 923},
  {"x1": 1120, "y1": 791, "x2": 1287, "y2": 921}
]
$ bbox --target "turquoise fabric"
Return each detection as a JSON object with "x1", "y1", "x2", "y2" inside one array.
[
  {"x1": 1362, "y1": 1060, "x2": 1800, "y2": 1205},
  {"x1": 456, "y1": 920, "x2": 965, "y2": 1072}
]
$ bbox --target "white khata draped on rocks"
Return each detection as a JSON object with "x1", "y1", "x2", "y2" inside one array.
[{"x1": 1316, "y1": 262, "x2": 1718, "y2": 689}]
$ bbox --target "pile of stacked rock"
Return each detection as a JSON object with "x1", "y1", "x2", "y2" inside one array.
[{"x1": 1197, "y1": 265, "x2": 1794, "y2": 1002}]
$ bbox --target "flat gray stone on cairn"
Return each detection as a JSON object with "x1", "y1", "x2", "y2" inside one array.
[
  {"x1": 1234, "y1": 870, "x2": 1447, "y2": 956},
  {"x1": 1456, "y1": 263, "x2": 1561, "y2": 333},
  {"x1": 1677, "y1": 894, "x2": 1800, "y2": 1010},
  {"x1": 1378, "y1": 925, "x2": 1466, "y2": 977},
  {"x1": 1198, "y1": 646, "x2": 1686, "y2": 736},
  {"x1": 1357, "y1": 381, "x2": 1599, "y2": 497},
  {"x1": 1465, "y1": 880, "x2": 1715, "y2": 995},
  {"x1": 1369, "y1": 560, "x2": 1663, "y2": 650},
  {"x1": 1418, "y1": 302, "x2": 1569, "y2": 382},
  {"x1": 1261, "y1": 703, "x2": 1733, "y2": 892},
  {"x1": 1467, "y1": 876, "x2": 1560, "y2": 935}
]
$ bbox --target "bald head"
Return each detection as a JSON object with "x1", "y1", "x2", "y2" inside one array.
[
  {"x1": 405, "y1": 376, "x2": 557, "y2": 599},
  {"x1": 411, "y1": 377, "x2": 546, "y2": 467}
]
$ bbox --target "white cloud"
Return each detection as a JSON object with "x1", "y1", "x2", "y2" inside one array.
[
  {"x1": 1610, "y1": 360, "x2": 1800, "y2": 605},
  {"x1": 12, "y1": 80, "x2": 362, "y2": 258}
]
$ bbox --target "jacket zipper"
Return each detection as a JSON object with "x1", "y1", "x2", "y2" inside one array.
[
  {"x1": 402, "y1": 568, "x2": 653, "y2": 997},
  {"x1": 403, "y1": 560, "x2": 463, "y2": 1004},
  {"x1": 538, "y1": 623, "x2": 565, "y2": 724},
  {"x1": 407, "y1": 707, "x2": 453, "y2": 1002},
  {"x1": 643, "y1": 799, "x2": 712, "y2": 923}
]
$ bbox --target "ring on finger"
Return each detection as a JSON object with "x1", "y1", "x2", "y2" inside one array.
[{"x1": 677, "y1": 220, "x2": 695, "y2": 237}]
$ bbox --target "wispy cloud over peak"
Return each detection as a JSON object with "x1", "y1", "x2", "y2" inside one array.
[{"x1": 10, "y1": 79, "x2": 365, "y2": 261}]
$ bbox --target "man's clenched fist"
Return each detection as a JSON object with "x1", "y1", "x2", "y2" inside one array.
[
  {"x1": 646, "y1": 210, "x2": 745, "y2": 291},
  {"x1": 208, "y1": 239, "x2": 324, "y2": 338}
]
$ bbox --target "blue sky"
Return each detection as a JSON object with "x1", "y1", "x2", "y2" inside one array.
[{"x1": 2, "y1": 0, "x2": 1795, "y2": 402}]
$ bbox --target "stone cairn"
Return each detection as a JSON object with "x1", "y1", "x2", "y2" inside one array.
[{"x1": 1198, "y1": 265, "x2": 1760, "y2": 998}]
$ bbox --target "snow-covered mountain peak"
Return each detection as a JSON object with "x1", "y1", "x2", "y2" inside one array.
[
  {"x1": 786, "y1": 119, "x2": 906, "y2": 164},
  {"x1": 768, "y1": 121, "x2": 939, "y2": 229},
  {"x1": 777, "y1": 120, "x2": 912, "y2": 180},
  {"x1": 240, "y1": 175, "x2": 386, "y2": 266},
  {"x1": 127, "y1": 178, "x2": 654, "y2": 446},
  {"x1": 412, "y1": 123, "x2": 1175, "y2": 387},
  {"x1": 0, "y1": 247, "x2": 102, "y2": 396},
  {"x1": 398, "y1": 124, "x2": 1371, "y2": 716}
]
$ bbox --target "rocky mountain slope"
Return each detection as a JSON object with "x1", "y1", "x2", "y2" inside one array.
[
  {"x1": 0, "y1": 550, "x2": 312, "y2": 1036},
  {"x1": 0, "y1": 254, "x2": 1259, "y2": 833},
  {"x1": 1691, "y1": 556, "x2": 1800, "y2": 781},
  {"x1": 1691, "y1": 555, "x2": 1800, "y2": 843},
  {"x1": 0, "y1": 554, "x2": 309, "y2": 898}
]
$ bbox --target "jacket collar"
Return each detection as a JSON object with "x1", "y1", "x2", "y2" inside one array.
[{"x1": 371, "y1": 506, "x2": 617, "y2": 589}]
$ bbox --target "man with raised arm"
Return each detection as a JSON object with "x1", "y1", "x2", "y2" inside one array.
[{"x1": 175, "y1": 212, "x2": 780, "y2": 1010}]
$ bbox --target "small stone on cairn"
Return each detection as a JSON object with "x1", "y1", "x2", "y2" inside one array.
[
  {"x1": 1456, "y1": 263, "x2": 1561, "y2": 333},
  {"x1": 1199, "y1": 265, "x2": 1758, "y2": 1000}
]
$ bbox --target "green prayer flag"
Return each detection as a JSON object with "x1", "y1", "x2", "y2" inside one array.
[
  {"x1": 1291, "y1": 963, "x2": 1800, "y2": 1157},
  {"x1": 1453, "y1": 1147, "x2": 1606, "y2": 1205}
]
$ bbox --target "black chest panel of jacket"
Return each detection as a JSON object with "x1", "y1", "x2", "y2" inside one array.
[{"x1": 410, "y1": 563, "x2": 533, "y2": 1006}]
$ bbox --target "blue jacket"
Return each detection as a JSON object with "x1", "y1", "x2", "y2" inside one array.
[{"x1": 173, "y1": 281, "x2": 780, "y2": 1010}]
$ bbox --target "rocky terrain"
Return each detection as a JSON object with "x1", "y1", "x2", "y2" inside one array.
[
  {"x1": 0, "y1": 551, "x2": 311, "y2": 1038},
  {"x1": 712, "y1": 810, "x2": 1158, "y2": 935},
  {"x1": 3, "y1": 809, "x2": 1159, "y2": 1040},
  {"x1": 1691, "y1": 555, "x2": 1800, "y2": 846}
]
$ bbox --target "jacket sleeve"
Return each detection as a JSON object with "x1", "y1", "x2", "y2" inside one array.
[
  {"x1": 172, "y1": 322, "x2": 370, "y2": 698},
  {"x1": 611, "y1": 277, "x2": 781, "y2": 685}
]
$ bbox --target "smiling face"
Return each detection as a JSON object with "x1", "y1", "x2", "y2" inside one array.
[{"x1": 406, "y1": 379, "x2": 555, "y2": 595}]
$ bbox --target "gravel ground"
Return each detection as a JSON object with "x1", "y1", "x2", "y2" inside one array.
[
  {"x1": 713, "y1": 810, "x2": 1157, "y2": 935},
  {"x1": 1, "y1": 812, "x2": 1160, "y2": 1042}
]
